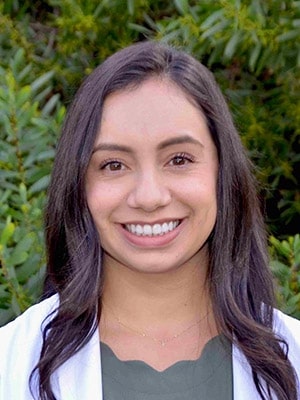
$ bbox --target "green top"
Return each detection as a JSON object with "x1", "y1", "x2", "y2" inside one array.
[{"x1": 100, "y1": 335, "x2": 233, "y2": 400}]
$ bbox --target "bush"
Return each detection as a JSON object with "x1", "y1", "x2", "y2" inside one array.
[
  {"x1": 0, "y1": 48, "x2": 65, "y2": 325},
  {"x1": 270, "y1": 234, "x2": 300, "y2": 319}
]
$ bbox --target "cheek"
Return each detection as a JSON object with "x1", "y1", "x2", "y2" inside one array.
[
  {"x1": 86, "y1": 184, "x2": 104, "y2": 218},
  {"x1": 177, "y1": 175, "x2": 217, "y2": 205},
  {"x1": 86, "y1": 182, "x2": 123, "y2": 222}
]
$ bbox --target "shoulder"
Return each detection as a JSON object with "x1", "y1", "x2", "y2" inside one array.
[
  {"x1": 273, "y1": 309, "x2": 300, "y2": 343},
  {"x1": 0, "y1": 294, "x2": 58, "y2": 335},
  {"x1": 0, "y1": 295, "x2": 59, "y2": 369},
  {"x1": 0, "y1": 295, "x2": 59, "y2": 398},
  {"x1": 232, "y1": 309, "x2": 300, "y2": 399},
  {"x1": 273, "y1": 309, "x2": 300, "y2": 384}
]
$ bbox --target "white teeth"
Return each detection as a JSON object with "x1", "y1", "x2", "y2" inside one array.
[
  {"x1": 130, "y1": 224, "x2": 136, "y2": 234},
  {"x1": 143, "y1": 224, "x2": 152, "y2": 236},
  {"x1": 125, "y1": 220, "x2": 180, "y2": 237},
  {"x1": 135, "y1": 225, "x2": 143, "y2": 236},
  {"x1": 162, "y1": 222, "x2": 169, "y2": 233},
  {"x1": 152, "y1": 224, "x2": 162, "y2": 235}
]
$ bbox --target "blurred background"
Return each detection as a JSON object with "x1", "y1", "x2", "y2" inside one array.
[{"x1": 0, "y1": 0, "x2": 299, "y2": 325}]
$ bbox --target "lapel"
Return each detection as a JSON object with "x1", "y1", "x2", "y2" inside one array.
[
  {"x1": 54, "y1": 329, "x2": 103, "y2": 400},
  {"x1": 232, "y1": 343, "x2": 262, "y2": 400}
]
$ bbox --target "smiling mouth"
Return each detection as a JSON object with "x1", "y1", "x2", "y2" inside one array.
[{"x1": 124, "y1": 220, "x2": 181, "y2": 237}]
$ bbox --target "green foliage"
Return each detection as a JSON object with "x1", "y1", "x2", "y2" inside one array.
[
  {"x1": 13, "y1": 0, "x2": 160, "y2": 97},
  {"x1": 270, "y1": 234, "x2": 300, "y2": 319},
  {"x1": 0, "y1": 0, "x2": 299, "y2": 323},
  {"x1": 0, "y1": 48, "x2": 65, "y2": 325}
]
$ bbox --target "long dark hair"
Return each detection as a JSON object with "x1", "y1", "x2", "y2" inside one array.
[{"x1": 30, "y1": 41, "x2": 298, "y2": 399}]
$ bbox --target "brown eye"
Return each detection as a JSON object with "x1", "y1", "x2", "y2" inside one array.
[
  {"x1": 100, "y1": 161, "x2": 124, "y2": 171},
  {"x1": 108, "y1": 162, "x2": 122, "y2": 171},
  {"x1": 169, "y1": 154, "x2": 194, "y2": 167},
  {"x1": 171, "y1": 156, "x2": 186, "y2": 166}
]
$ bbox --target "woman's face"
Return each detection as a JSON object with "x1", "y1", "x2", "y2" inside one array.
[{"x1": 86, "y1": 78, "x2": 218, "y2": 275}]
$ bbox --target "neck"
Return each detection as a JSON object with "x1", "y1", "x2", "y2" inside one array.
[{"x1": 101, "y1": 254, "x2": 212, "y2": 331}]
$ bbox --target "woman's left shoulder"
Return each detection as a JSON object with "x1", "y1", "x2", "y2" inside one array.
[
  {"x1": 273, "y1": 308, "x2": 300, "y2": 340},
  {"x1": 273, "y1": 309, "x2": 300, "y2": 376}
]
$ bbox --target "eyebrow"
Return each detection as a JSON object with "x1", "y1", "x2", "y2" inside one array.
[
  {"x1": 92, "y1": 135, "x2": 204, "y2": 154},
  {"x1": 92, "y1": 143, "x2": 133, "y2": 154},
  {"x1": 157, "y1": 135, "x2": 204, "y2": 150}
]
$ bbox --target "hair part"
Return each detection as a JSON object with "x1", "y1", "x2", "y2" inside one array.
[{"x1": 31, "y1": 41, "x2": 298, "y2": 400}]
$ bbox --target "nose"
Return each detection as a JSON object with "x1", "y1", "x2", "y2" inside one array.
[{"x1": 127, "y1": 169, "x2": 172, "y2": 212}]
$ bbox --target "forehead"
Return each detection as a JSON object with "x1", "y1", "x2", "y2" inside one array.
[
  {"x1": 97, "y1": 78, "x2": 210, "y2": 145},
  {"x1": 102, "y1": 77, "x2": 201, "y2": 116}
]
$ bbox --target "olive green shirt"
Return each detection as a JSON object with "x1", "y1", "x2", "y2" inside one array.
[{"x1": 100, "y1": 335, "x2": 233, "y2": 400}]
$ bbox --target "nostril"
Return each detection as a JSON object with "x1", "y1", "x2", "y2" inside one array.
[{"x1": 127, "y1": 179, "x2": 172, "y2": 211}]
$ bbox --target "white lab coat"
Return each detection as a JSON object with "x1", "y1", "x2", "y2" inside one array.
[{"x1": 0, "y1": 295, "x2": 299, "y2": 399}]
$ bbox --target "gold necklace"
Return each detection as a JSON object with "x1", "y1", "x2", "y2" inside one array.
[{"x1": 102, "y1": 302, "x2": 209, "y2": 347}]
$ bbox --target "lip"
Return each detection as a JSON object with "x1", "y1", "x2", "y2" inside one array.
[{"x1": 118, "y1": 218, "x2": 185, "y2": 248}]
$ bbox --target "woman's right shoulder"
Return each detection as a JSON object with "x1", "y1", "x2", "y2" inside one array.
[
  {"x1": 0, "y1": 295, "x2": 59, "y2": 367},
  {"x1": 0, "y1": 295, "x2": 60, "y2": 397},
  {"x1": 0, "y1": 294, "x2": 59, "y2": 333}
]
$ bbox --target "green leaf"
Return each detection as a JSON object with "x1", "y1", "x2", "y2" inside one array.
[
  {"x1": 7, "y1": 250, "x2": 28, "y2": 266},
  {"x1": 0, "y1": 219, "x2": 15, "y2": 246},
  {"x1": 19, "y1": 183, "x2": 27, "y2": 203},
  {"x1": 201, "y1": 21, "x2": 229, "y2": 40},
  {"x1": 292, "y1": 19, "x2": 300, "y2": 28},
  {"x1": 200, "y1": 10, "x2": 224, "y2": 30},
  {"x1": 224, "y1": 31, "x2": 241, "y2": 59},
  {"x1": 127, "y1": 0, "x2": 134, "y2": 15},
  {"x1": 28, "y1": 175, "x2": 50, "y2": 194},
  {"x1": 34, "y1": 86, "x2": 53, "y2": 103},
  {"x1": 10, "y1": 48, "x2": 25, "y2": 72},
  {"x1": 14, "y1": 233, "x2": 35, "y2": 255},
  {"x1": 16, "y1": 255, "x2": 42, "y2": 283},
  {"x1": 16, "y1": 85, "x2": 31, "y2": 107},
  {"x1": 17, "y1": 64, "x2": 32, "y2": 82},
  {"x1": 11, "y1": 294, "x2": 22, "y2": 316},
  {"x1": 277, "y1": 29, "x2": 300, "y2": 42},
  {"x1": 31, "y1": 71, "x2": 55, "y2": 93},
  {"x1": 36, "y1": 149, "x2": 56, "y2": 162},
  {"x1": 42, "y1": 94, "x2": 61, "y2": 116},
  {"x1": 128, "y1": 23, "x2": 152, "y2": 35},
  {"x1": 249, "y1": 42, "x2": 262, "y2": 72},
  {"x1": 174, "y1": 0, "x2": 189, "y2": 15}
]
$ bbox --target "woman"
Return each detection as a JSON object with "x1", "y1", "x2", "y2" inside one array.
[{"x1": 0, "y1": 41, "x2": 299, "y2": 400}]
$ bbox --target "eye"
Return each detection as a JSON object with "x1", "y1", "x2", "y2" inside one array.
[
  {"x1": 100, "y1": 160, "x2": 125, "y2": 172},
  {"x1": 169, "y1": 153, "x2": 194, "y2": 167}
]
